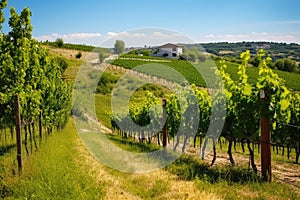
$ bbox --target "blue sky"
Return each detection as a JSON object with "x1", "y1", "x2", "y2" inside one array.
[{"x1": 2, "y1": 0, "x2": 300, "y2": 46}]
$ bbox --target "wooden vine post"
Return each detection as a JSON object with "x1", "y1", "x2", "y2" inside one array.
[
  {"x1": 14, "y1": 94, "x2": 23, "y2": 174},
  {"x1": 162, "y1": 98, "x2": 168, "y2": 147},
  {"x1": 259, "y1": 90, "x2": 272, "y2": 182}
]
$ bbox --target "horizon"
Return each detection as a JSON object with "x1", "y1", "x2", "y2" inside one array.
[
  {"x1": 2, "y1": 0, "x2": 300, "y2": 47},
  {"x1": 44, "y1": 40, "x2": 300, "y2": 49}
]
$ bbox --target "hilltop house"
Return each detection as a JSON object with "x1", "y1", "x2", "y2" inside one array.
[{"x1": 152, "y1": 43, "x2": 183, "y2": 59}]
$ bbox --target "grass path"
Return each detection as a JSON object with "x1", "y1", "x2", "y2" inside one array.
[
  {"x1": 2, "y1": 118, "x2": 300, "y2": 199},
  {"x1": 2, "y1": 119, "x2": 105, "y2": 199},
  {"x1": 2, "y1": 119, "x2": 221, "y2": 199},
  {"x1": 72, "y1": 118, "x2": 221, "y2": 200}
]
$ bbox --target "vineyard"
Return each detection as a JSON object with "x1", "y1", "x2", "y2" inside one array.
[
  {"x1": 107, "y1": 50, "x2": 300, "y2": 168},
  {"x1": 0, "y1": 0, "x2": 300, "y2": 199},
  {"x1": 0, "y1": 2, "x2": 71, "y2": 168}
]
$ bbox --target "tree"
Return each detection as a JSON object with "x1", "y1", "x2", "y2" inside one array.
[
  {"x1": 98, "y1": 50, "x2": 109, "y2": 63},
  {"x1": 0, "y1": 0, "x2": 7, "y2": 30},
  {"x1": 197, "y1": 53, "x2": 206, "y2": 62},
  {"x1": 114, "y1": 40, "x2": 125, "y2": 54},
  {"x1": 187, "y1": 52, "x2": 197, "y2": 62},
  {"x1": 55, "y1": 38, "x2": 64, "y2": 48},
  {"x1": 275, "y1": 58, "x2": 298, "y2": 73}
]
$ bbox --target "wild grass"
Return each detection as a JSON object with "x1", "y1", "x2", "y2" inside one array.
[{"x1": 0, "y1": 119, "x2": 105, "y2": 199}]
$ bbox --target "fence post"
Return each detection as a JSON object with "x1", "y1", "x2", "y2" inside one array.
[
  {"x1": 39, "y1": 111, "x2": 43, "y2": 145},
  {"x1": 14, "y1": 94, "x2": 22, "y2": 174},
  {"x1": 162, "y1": 99, "x2": 168, "y2": 147},
  {"x1": 260, "y1": 90, "x2": 272, "y2": 182}
]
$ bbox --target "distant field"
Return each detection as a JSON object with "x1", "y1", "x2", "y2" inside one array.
[{"x1": 112, "y1": 54, "x2": 300, "y2": 90}]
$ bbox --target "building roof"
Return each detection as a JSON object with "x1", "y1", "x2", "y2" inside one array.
[{"x1": 158, "y1": 43, "x2": 184, "y2": 49}]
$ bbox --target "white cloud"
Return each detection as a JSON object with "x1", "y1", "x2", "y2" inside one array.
[
  {"x1": 67, "y1": 33, "x2": 101, "y2": 38},
  {"x1": 100, "y1": 29, "x2": 194, "y2": 47},
  {"x1": 34, "y1": 32, "x2": 103, "y2": 45},
  {"x1": 205, "y1": 34, "x2": 248, "y2": 40},
  {"x1": 106, "y1": 32, "x2": 118, "y2": 38},
  {"x1": 35, "y1": 29, "x2": 193, "y2": 47}
]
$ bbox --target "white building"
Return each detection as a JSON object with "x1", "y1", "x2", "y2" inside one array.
[{"x1": 153, "y1": 43, "x2": 183, "y2": 59}]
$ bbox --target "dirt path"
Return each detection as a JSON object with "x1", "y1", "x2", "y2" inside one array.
[
  {"x1": 186, "y1": 147, "x2": 300, "y2": 191},
  {"x1": 74, "y1": 129, "x2": 222, "y2": 200}
]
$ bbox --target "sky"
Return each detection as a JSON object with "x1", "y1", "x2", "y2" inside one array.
[{"x1": 1, "y1": 0, "x2": 300, "y2": 47}]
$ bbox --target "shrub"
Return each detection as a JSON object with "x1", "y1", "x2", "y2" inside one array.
[
  {"x1": 55, "y1": 38, "x2": 64, "y2": 48},
  {"x1": 75, "y1": 52, "x2": 82, "y2": 59},
  {"x1": 275, "y1": 58, "x2": 298, "y2": 73}
]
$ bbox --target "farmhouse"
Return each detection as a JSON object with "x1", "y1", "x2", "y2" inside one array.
[{"x1": 152, "y1": 43, "x2": 183, "y2": 59}]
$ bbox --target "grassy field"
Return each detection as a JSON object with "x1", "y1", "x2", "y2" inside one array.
[{"x1": 112, "y1": 54, "x2": 300, "y2": 90}]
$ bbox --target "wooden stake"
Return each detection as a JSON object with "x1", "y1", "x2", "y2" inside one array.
[
  {"x1": 260, "y1": 90, "x2": 272, "y2": 182},
  {"x1": 162, "y1": 99, "x2": 168, "y2": 147},
  {"x1": 14, "y1": 94, "x2": 22, "y2": 173},
  {"x1": 39, "y1": 111, "x2": 42, "y2": 145}
]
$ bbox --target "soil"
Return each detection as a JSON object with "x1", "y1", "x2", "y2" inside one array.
[{"x1": 186, "y1": 146, "x2": 300, "y2": 192}]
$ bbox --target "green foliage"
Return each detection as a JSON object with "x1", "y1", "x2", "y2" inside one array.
[
  {"x1": 111, "y1": 49, "x2": 300, "y2": 166},
  {"x1": 96, "y1": 71, "x2": 120, "y2": 94},
  {"x1": 275, "y1": 58, "x2": 298, "y2": 73},
  {"x1": 0, "y1": 5, "x2": 72, "y2": 132},
  {"x1": 140, "y1": 49, "x2": 150, "y2": 56},
  {"x1": 0, "y1": 0, "x2": 7, "y2": 30},
  {"x1": 52, "y1": 56, "x2": 68, "y2": 73},
  {"x1": 127, "y1": 49, "x2": 150, "y2": 56},
  {"x1": 112, "y1": 56, "x2": 207, "y2": 87},
  {"x1": 256, "y1": 50, "x2": 291, "y2": 128},
  {"x1": 113, "y1": 53, "x2": 300, "y2": 91},
  {"x1": 190, "y1": 42, "x2": 300, "y2": 62},
  {"x1": 43, "y1": 41, "x2": 99, "y2": 52},
  {"x1": 183, "y1": 47, "x2": 207, "y2": 62},
  {"x1": 98, "y1": 49, "x2": 109, "y2": 63},
  {"x1": 55, "y1": 37, "x2": 64, "y2": 48},
  {"x1": 187, "y1": 52, "x2": 197, "y2": 62},
  {"x1": 75, "y1": 51, "x2": 82, "y2": 59},
  {"x1": 114, "y1": 39, "x2": 125, "y2": 54}
]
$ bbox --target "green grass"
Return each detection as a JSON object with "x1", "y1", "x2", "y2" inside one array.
[
  {"x1": 112, "y1": 55, "x2": 300, "y2": 90},
  {"x1": 91, "y1": 133, "x2": 300, "y2": 200},
  {"x1": 105, "y1": 134, "x2": 161, "y2": 153},
  {"x1": 195, "y1": 178, "x2": 299, "y2": 200},
  {"x1": 62, "y1": 56, "x2": 83, "y2": 81},
  {"x1": 95, "y1": 93, "x2": 112, "y2": 128},
  {"x1": 217, "y1": 61, "x2": 300, "y2": 91},
  {"x1": 0, "y1": 119, "x2": 105, "y2": 199},
  {"x1": 1, "y1": 118, "x2": 299, "y2": 199}
]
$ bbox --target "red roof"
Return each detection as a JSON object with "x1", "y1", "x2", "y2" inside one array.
[{"x1": 158, "y1": 43, "x2": 183, "y2": 48}]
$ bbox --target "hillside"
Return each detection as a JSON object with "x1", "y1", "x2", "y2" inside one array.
[
  {"x1": 112, "y1": 53, "x2": 300, "y2": 90},
  {"x1": 2, "y1": 45, "x2": 299, "y2": 199},
  {"x1": 185, "y1": 42, "x2": 300, "y2": 62}
]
